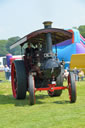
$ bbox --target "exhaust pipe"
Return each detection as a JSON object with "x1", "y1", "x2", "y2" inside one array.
[{"x1": 43, "y1": 21, "x2": 53, "y2": 53}]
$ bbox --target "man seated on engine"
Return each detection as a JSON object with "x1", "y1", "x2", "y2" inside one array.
[
  {"x1": 24, "y1": 43, "x2": 34, "y2": 73},
  {"x1": 25, "y1": 43, "x2": 34, "y2": 58}
]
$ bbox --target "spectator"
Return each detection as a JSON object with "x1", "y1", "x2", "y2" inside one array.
[
  {"x1": 61, "y1": 59, "x2": 65, "y2": 66},
  {"x1": 73, "y1": 67, "x2": 79, "y2": 81},
  {"x1": 8, "y1": 65, "x2": 11, "y2": 81},
  {"x1": 78, "y1": 69, "x2": 84, "y2": 81},
  {"x1": 64, "y1": 69, "x2": 69, "y2": 80},
  {"x1": 4, "y1": 65, "x2": 9, "y2": 80}
]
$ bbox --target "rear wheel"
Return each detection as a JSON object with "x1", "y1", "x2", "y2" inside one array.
[
  {"x1": 28, "y1": 74, "x2": 35, "y2": 105},
  {"x1": 48, "y1": 66, "x2": 64, "y2": 97},
  {"x1": 11, "y1": 60, "x2": 27, "y2": 99},
  {"x1": 68, "y1": 72, "x2": 76, "y2": 103}
]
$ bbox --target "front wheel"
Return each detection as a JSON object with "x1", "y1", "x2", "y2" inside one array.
[
  {"x1": 68, "y1": 72, "x2": 76, "y2": 103},
  {"x1": 28, "y1": 74, "x2": 35, "y2": 105}
]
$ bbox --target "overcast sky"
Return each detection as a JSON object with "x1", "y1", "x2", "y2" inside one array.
[{"x1": 0, "y1": 0, "x2": 85, "y2": 39}]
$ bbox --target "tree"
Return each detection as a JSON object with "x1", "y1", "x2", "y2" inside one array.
[
  {"x1": 72, "y1": 27, "x2": 78, "y2": 29},
  {"x1": 78, "y1": 25, "x2": 85, "y2": 38},
  {"x1": 6, "y1": 36, "x2": 21, "y2": 55},
  {"x1": 0, "y1": 40, "x2": 8, "y2": 56}
]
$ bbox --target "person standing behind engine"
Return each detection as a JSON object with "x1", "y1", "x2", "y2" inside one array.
[
  {"x1": 73, "y1": 67, "x2": 79, "y2": 81},
  {"x1": 8, "y1": 65, "x2": 11, "y2": 81},
  {"x1": 4, "y1": 65, "x2": 9, "y2": 80}
]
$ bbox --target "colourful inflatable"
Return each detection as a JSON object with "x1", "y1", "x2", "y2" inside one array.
[
  {"x1": 70, "y1": 54, "x2": 85, "y2": 73},
  {"x1": 52, "y1": 29, "x2": 85, "y2": 68}
]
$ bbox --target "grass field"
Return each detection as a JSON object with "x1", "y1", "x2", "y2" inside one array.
[{"x1": 0, "y1": 72, "x2": 85, "y2": 128}]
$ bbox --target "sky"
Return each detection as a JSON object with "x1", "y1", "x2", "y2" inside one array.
[{"x1": 0, "y1": 0, "x2": 85, "y2": 40}]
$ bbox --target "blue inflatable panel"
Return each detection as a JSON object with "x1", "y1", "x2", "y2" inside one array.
[{"x1": 57, "y1": 43, "x2": 76, "y2": 61}]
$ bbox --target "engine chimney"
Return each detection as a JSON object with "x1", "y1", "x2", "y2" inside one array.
[{"x1": 43, "y1": 21, "x2": 53, "y2": 53}]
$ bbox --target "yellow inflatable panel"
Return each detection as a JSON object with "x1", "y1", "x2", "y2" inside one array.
[{"x1": 70, "y1": 54, "x2": 85, "y2": 73}]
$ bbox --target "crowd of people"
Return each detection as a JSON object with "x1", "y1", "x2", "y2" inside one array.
[
  {"x1": 3, "y1": 63, "x2": 84, "y2": 82},
  {"x1": 73, "y1": 67, "x2": 84, "y2": 81},
  {"x1": 63, "y1": 67, "x2": 85, "y2": 81}
]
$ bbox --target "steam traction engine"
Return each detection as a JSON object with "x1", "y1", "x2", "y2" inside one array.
[{"x1": 10, "y1": 21, "x2": 76, "y2": 105}]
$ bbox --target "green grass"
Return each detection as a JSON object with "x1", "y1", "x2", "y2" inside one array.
[{"x1": 0, "y1": 72, "x2": 85, "y2": 128}]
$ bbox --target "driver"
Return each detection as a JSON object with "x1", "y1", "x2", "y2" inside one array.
[
  {"x1": 25, "y1": 43, "x2": 34, "y2": 58},
  {"x1": 24, "y1": 43, "x2": 34, "y2": 73}
]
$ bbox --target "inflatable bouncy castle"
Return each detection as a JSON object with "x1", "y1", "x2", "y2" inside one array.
[{"x1": 52, "y1": 29, "x2": 85, "y2": 68}]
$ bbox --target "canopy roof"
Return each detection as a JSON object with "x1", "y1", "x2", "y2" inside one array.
[{"x1": 10, "y1": 28, "x2": 72, "y2": 49}]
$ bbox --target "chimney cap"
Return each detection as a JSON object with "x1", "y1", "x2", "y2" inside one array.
[{"x1": 43, "y1": 21, "x2": 52, "y2": 26}]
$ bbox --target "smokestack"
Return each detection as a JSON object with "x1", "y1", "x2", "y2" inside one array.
[
  {"x1": 43, "y1": 21, "x2": 53, "y2": 53},
  {"x1": 43, "y1": 21, "x2": 52, "y2": 29}
]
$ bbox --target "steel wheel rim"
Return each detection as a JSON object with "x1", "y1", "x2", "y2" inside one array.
[
  {"x1": 68, "y1": 74, "x2": 71, "y2": 101},
  {"x1": 29, "y1": 75, "x2": 35, "y2": 105},
  {"x1": 11, "y1": 63, "x2": 17, "y2": 98}
]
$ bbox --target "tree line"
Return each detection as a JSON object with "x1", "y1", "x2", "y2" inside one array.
[
  {"x1": 0, "y1": 25, "x2": 85, "y2": 56},
  {"x1": 0, "y1": 36, "x2": 22, "y2": 57}
]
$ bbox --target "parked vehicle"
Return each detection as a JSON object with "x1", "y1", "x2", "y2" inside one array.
[{"x1": 0, "y1": 56, "x2": 6, "y2": 71}]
